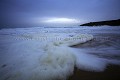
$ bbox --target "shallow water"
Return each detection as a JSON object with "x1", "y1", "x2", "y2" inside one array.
[{"x1": 73, "y1": 27, "x2": 120, "y2": 61}]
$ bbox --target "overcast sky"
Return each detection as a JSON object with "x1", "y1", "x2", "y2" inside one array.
[{"x1": 0, "y1": 0, "x2": 120, "y2": 27}]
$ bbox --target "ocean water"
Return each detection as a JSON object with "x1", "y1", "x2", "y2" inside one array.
[{"x1": 0, "y1": 26, "x2": 120, "y2": 80}]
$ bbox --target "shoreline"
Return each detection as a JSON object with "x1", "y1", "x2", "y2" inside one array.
[{"x1": 68, "y1": 65, "x2": 120, "y2": 80}]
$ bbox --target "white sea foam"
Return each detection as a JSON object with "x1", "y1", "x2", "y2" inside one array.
[{"x1": 0, "y1": 27, "x2": 120, "y2": 80}]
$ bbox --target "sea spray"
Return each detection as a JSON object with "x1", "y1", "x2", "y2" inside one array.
[
  {"x1": 32, "y1": 34, "x2": 96, "y2": 80},
  {"x1": 37, "y1": 44, "x2": 76, "y2": 80}
]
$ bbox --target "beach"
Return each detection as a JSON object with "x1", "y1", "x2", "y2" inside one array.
[{"x1": 68, "y1": 65, "x2": 120, "y2": 80}]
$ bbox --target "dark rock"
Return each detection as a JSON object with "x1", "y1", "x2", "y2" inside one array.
[{"x1": 80, "y1": 19, "x2": 120, "y2": 26}]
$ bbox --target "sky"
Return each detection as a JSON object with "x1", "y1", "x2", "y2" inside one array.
[{"x1": 0, "y1": 0, "x2": 120, "y2": 28}]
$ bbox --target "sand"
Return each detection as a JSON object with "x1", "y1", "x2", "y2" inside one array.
[{"x1": 68, "y1": 65, "x2": 120, "y2": 80}]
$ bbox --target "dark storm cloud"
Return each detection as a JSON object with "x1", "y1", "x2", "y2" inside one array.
[{"x1": 0, "y1": 0, "x2": 120, "y2": 27}]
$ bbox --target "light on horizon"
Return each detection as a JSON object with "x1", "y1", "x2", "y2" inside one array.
[{"x1": 41, "y1": 17, "x2": 80, "y2": 24}]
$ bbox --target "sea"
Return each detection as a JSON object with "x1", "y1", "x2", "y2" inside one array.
[{"x1": 0, "y1": 26, "x2": 120, "y2": 80}]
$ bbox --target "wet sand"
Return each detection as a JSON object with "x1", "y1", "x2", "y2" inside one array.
[{"x1": 68, "y1": 65, "x2": 120, "y2": 80}]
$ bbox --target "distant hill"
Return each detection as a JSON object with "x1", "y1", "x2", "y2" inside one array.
[{"x1": 80, "y1": 19, "x2": 120, "y2": 26}]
